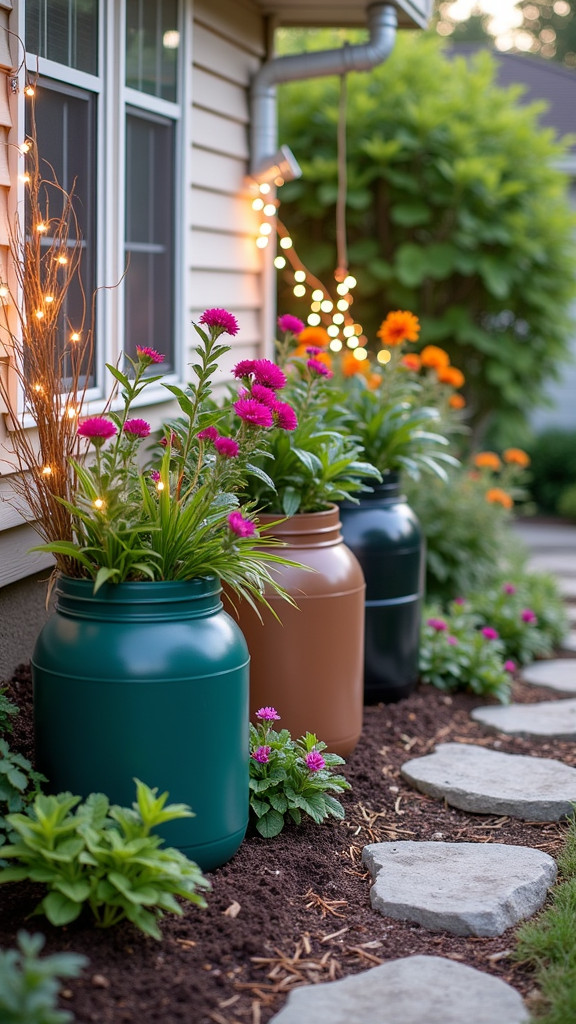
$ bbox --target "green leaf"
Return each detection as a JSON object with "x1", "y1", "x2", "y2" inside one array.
[
  {"x1": 256, "y1": 808, "x2": 285, "y2": 838},
  {"x1": 42, "y1": 890, "x2": 83, "y2": 926}
]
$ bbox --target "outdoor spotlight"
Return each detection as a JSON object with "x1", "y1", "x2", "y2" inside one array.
[{"x1": 248, "y1": 145, "x2": 302, "y2": 187}]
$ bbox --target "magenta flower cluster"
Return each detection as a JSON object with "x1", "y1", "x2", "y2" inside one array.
[
  {"x1": 481, "y1": 626, "x2": 499, "y2": 640},
  {"x1": 251, "y1": 745, "x2": 272, "y2": 764},
  {"x1": 227, "y1": 510, "x2": 256, "y2": 539},
  {"x1": 199, "y1": 307, "x2": 239, "y2": 336},
  {"x1": 256, "y1": 706, "x2": 281, "y2": 721},
  {"x1": 123, "y1": 418, "x2": 151, "y2": 439},
  {"x1": 521, "y1": 608, "x2": 537, "y2": 624},
  {"x1": 77, "y1": 417, "x2": 117, "y2": 441},
  {"x1": 277, "y1": 314, "x2": 305, "y2": 335},
  {"x1": 305, "y1": 751, "x2": 326, "y2": 773},
  {"x1": 196, "y1": 424, "x2": 239, "y2": 458},
  {"x1": 232, "y1": 359, "x2": 298, "y2": 432},
  {"x1": 427, "y1": 617, "x2": 447, "y2": 632},
  {"x1": 136, "y1": 346, "x2": 164, "y2": 365}
]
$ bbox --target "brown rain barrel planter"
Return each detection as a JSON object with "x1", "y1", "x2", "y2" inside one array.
[{"x1": 227, "y1": 504, "x2": 366, "y2": 757}]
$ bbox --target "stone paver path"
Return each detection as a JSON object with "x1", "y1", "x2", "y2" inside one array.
[
  {"x1": 472, "y1": 697, "x2": 576, "y2": 739},
  {"x1": 561, "y1": 630, "x2": 576, "y2": 652},
  {"x1": 521, "y1": 658, "x2": 576, "y2": 694},
  {"x1": 401, "y1": 742, "x2": 576, "y2": 820},
  {"x1": 362, "y1": 841, "x2": 556, "y2": 936},
  {"x1": 268, "y1": 955, "x2": 529, "y2": 1024},
  {"x1": 558, "y1": 578, "x2": 576, "y2": 599}
]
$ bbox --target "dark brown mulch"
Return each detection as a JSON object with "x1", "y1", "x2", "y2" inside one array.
[{"x1": 1, "y1": 656, "x2": 576, "y2": 1024}]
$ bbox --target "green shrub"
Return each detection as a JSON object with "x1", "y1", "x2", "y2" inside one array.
[
  {"x1": 558, "y1": 483, "x2": 576, "y2": 521},
  {"x1": 419, "y1": 607, "x2": 513, "y2": 702},
  {"x1": 0, "y1": 931, "x2": 86, "y2": 1024},
  {"x1": 0, "y1": 689, "x2": 18, "y2": 736},
  {"x1": 249, "y1": 708, "x2": 350, "y2": 837},
  {"x1": 0, "y1": 739, "x2": 45, "y2": 853},
  {"x1": 527, "y1": 428, "x2": 576, "y2": 514},
  {"x1": 0, "y1": 779, "x2": 210, "y2": 940},
  {"x1": 468, "y1": 569, "x2": 568, "y2": 661}
]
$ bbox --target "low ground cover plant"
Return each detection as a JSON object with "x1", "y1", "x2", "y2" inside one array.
[
  {"x1": 0, "y1": 780, "x2": 210, "y2": 940},
  {"x1": 249, "y1": 707, "x2": 350, "y2": 837},
  {"x1": 0, "y1": 931, "x2": 86, "y2": 1024},
  {"x1": 419, "y1": 608, "x2": 514, "y2": 702},
  {"x1": 466, "y1": 571, "x2": 568, "y2": 665}
]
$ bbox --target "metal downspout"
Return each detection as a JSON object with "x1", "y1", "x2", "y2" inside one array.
[{"x1": 250, "y1": 3, "x2": 398, "y2": 175}]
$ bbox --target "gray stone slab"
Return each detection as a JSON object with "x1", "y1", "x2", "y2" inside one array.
[
  {"x1": 401, "y1": 743, "x2": 576, "y2": 820},
  {"x1": 362, "y1": 841, "x2": 556, "y2": 937},
  {"x1": 513, "y1": 522, "x2": 576, "y2": 551},
  {"x1": 561, "y1": 630, "x2": 576, "y2": 653},
  {"x1": 268, "y1": 955, "x2": 529, "y2": 1024},
  {"x1": 472, "y1": 698, "x2": 576, "y2": 739},
  {"x1": 568, "y1": 607, "x2": 576, "y2": 627},
  {"x1": 559, "y1": 578, "x2": 576, "y2": 599},
  {"x1": 521, "y1": 659, "x2": 576, "y2": 694},
  {"x1": 527, "y1": 555, "x2": 576, "y2": 577}
]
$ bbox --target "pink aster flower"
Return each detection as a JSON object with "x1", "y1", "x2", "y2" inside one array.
[
  {"x1": 427, "y1": 617, "x2": 447, "y2": 632},
  {"x1": 234, "y1": 397, "x2": 274, "y2": 428},
  {"x1": 256, "y1": 707, "x2": 281, "y2": 721},
  {"x1": 504, "y1": 660, "x2": 517, "y2": 673},
  {"x1": 123, "y1": 418, "x2": 151, "y2": 439},
  {"x1": 196, "y1": 426, "x2": 219, "y2": 442},
  {"x1": 274, "y1": 402, "x2": 298, "y2": 431},
  {"x1": 250, "y1": 383, "x2": 279, "y2": 408},
  {"x1": 307, "y1": 358, "x2": 333, "y2": 378},
  {"x1": 251, "y1": 745, "x2": 272, "y2": 764},
  {"x1": 306, "y1": 346, "x2": 322, "y2": 356},
  {"x1": 136, "y1": 346, "x2": 164, "y2": 364},
  {"x1": 214, "y1": 436, "x2": 239, "y2": 458},
  {"x1": 481, "y1": 626, "x2": 499, "y2": 640},
  {"x1": 521, "y1": 608, "x2": 538, "y2": 624},
  {"x1": 228, "y1": 510, "x2": 256, "y2": 538},
  {"x1": 150, "y1": 470, "x2": 161, "y2": 482},
  {"x1": 233, "y1": 359, "x2": 257, "y2": 380},
  {"x1": 252, "y1": 359, "x2": 287, "y2": 390},
  {"x1": 77, "y1": 416, "x2": 117, "y2": 442},
  {"x1": 453, "y1": 597, "x2": 466, "y2": 606},
  {"x1": 199, "y1": 307, "x2": 239, "y2": 336},
  {"x1": 278, "y1": 314, "x2": 305, "y2": 335},
  {"x1": 502, "y1": 583, "x2": 517, "y2": 595},
  {"x1": 305, "y1": 751, "x2": 326, "y2": 773},
  {"x1": 446, "y1": 636, "x2": 459, "y2": 647}
]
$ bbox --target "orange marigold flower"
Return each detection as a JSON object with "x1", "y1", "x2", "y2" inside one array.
[
  {"x1": 485, "y1": 488, "x2": 513, "y2": 510},
  {"x1": 437, "y1": 366, "x2": 465, "y2": 388},
  {"x1": 341, "y1": 352, "x2": 364, "y2": 377},
  {"x1": 401, "y1": 353, "x2": 422, "y2": 372},
  {"x1": 420, "y1": 345, "x2": 450, "y2": 370},
  {"x1": 449, "y1": 394, "x2": 466, "y2": 410},
  {"x1": 377, "y1": 309, "x2": 420, "y2": 347},
  {"x1": 366, "y1": 372, "x2": 382, "y2": 390},
  {"x1": 474, "y1": 451, "x2": 502, "y2": 471},
  {"x1": 297, "y1": 325, "x2": 330, "y2": 348},
  {"x1": 503, "y1": 447, "x2": 530, "y2": 468}
]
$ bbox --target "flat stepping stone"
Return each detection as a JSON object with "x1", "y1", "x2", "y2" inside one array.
[
  {"x1": 362, "y1": 841, "x2": 556, "y2": 937},
  {"x1": 401, "y1": 743, "x2": 576, "y2": 820},
  {"x1": 527, "y1": 554, "x2": 576, "y2": 576},
  {"x1": 561, "y1": 630, "x2": 576, "y2": 653},
  {"x1": 559, "y1": 578, "x2": 576, "y2": 599},
  {"x1": 472, "y1": 698, "x2": 576, "y2": 740},
  {"x1": 568, "y1": 606, "x2": 576, "y2": 626},
  {"x1": 268, "y1": 955, "x2": 529, "y2": 1023},
  {"x1": 521, "y1": 659, "x2": 576, "y2": 694}
]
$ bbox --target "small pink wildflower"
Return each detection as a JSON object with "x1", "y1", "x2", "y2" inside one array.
[
  {"x1": 278, "y1": 314, "x2": 305, "y2": 335},
  {"x1": 123, "y1": 418, "x2": 151, "y2": 439},
  {"x1": 481, "y1": 626, "x2": 499, "y2": 640},
  {"x1": 199, "y1": 307, "x2": 239, "y2": 336},
  {"x1": 256, "y1": 707, "x2": 281, "y2": 721},
  {"x1": 150, "y1": 470, "x2": 161, "y2": 482},
  {"x1": 504, "y1": 660, "x2": 517, "y2": 673},
  {"x1": 521, "y1": 608, "x2": 538, "y2": 624},
  {"x1": 196, "y1": 426, "x2": 219, "y2": 442},
  {"x1": 250, "y1": 383, "x2": 279, "y2": 408},
  {"x1": 502, "y1": 583, "x2": 517, "y2": 595},
  {"x1": 274, "y1": 402, "x2": 298, "y2": 431},
  {"x1": 77, "y1": 416, "x2": 117, "y2": 441},
  {"x1": 215, "y1": 436, "x2": 239, "y2": 458},
  {"x1": 305, "y1": 751, "x2": 326, "y2": 773},
  {"x1": 228, "y1": 510, "x2": 256, "y2": 538},
  {"x1": 252, "y1": 359, "x2": 286, "y2": 390},
  {"x1": 307, "y1": 358, "x2": 333, "y2": 378},
  {"x1": 234, "y1": 397, "x2": 274, "y2": 428},
  {"x1": 453, "y1": 597, "x2": 466, "y2": 606},
  {"x1": 427, "y1": 617, "x2": 447, "y2": 632},
  {"x1": 136, "y1": 346, "x2": 164, "y2": 364},
  {"x1": 251, "y1": 745, "x2": 272, "y2": 764}
]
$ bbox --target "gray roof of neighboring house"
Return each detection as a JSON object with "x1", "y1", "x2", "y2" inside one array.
[{"x1": 451, "y1": 44, "x2": 576, "y2": 157}]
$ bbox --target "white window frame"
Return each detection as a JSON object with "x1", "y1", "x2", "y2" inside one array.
[{"x1": 19, "y1": 0, "x2": 188, "y2": 415}]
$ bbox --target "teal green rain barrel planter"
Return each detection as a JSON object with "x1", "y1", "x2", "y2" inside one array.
[
  {"x1": 32, "y1": 575, "x2": 249, "y2": 871},
  {"x1": 339, "y1": 474, "x2": 424, "y2": 704}
]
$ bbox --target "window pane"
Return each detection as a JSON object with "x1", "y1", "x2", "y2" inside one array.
[
  {"x1": 124, "y1": 112, "x2": 174, "y2": 369},
  {"x1": 26, "y1": 0, "x2": 99, "y2": 75},
  {"x1": 125, "y1": 0, "x2": 179, "y2": 101},
  {"x1": 27, "y1": 83, "x2": 97, "y2": 386}
]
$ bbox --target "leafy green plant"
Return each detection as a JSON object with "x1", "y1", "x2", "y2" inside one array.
[
  {"x1": 0, "y1": 739, "x2": 45, "y2": 852},
  {"x1": 0, "y1": 931, "x2": 86, "y2": 1024},
  {"x1": 558, "y1": 483, "x2": 576, "y2": 521},
  {"x1": 0, "y1": 688, "x2": 19, "y2": 736},
  {"x1": 0, "y1": 779, "x2": 210, "y2": 940},
  {"x1": 466, "y1": 572, "x2": 568, "y2": 664},
  {"x1": 527, "y1": 428, "x2": 576, "y2": 514},
  {"x1": 249, "y1": 707, "x2": 350, "y2": 837},
  {"x1": 419, "y1": 607, "x2": 514, "y2": 702}
]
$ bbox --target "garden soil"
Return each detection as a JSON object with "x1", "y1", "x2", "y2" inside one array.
[{"x1": 1, "y1": 659, "x2": 574, "y2": 1024}]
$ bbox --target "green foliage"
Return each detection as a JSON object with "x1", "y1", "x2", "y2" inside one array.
[
  {"x1": 527, "y1": 428, "x2": 576, "y2": 514},
  {"x1": 0, "y1": 739, "x2": 45, "y2": 853},
  {"x1": 249, "y1": 713, "x2": 350, "y2": 837},
  {"x1": 0, "y1": 780, "x2": 210, "y2": 940},
  {"x1": 558, "y1": 484, "x2": 576, "y2": 520},
  {"x1": 514, "y1": 814, "x2": 576, "y2": 1023},
  {"x1": 278, "y1": 34, "x2": 576, "y2": 441},
  {"x1": 0, "y1": 688, "x2": 18, "y2": 736},
  {"x1": 0, "y1": 931, "x2": 86, "y2": 1024},
  {"x1": 467, "y1": 570, "x2": 569, "y2": 663},
  {"x1": 419, "y1": 607, "x2": 513, "y2": 702}
]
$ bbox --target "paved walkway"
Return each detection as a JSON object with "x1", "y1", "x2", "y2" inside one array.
[{"x1": 269, "y1": 521, "x2": 576, "y2": 1023}]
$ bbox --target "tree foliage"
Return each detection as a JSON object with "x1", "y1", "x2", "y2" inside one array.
[
  {"x1": 432, "y1": 1, "x2": 576, "y2": 66},
  {"x1": 277, "y1": 33, "x2": 576, "y2": 441}
]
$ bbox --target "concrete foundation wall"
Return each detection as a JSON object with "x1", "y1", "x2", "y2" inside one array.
[{"x1": 0, "y1": 571, "x2": 54, "y2": 682}]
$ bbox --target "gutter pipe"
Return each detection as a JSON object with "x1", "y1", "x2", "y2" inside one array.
[{"x1": 249, "y1": 3, "x2": 399, "y2": 176}]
